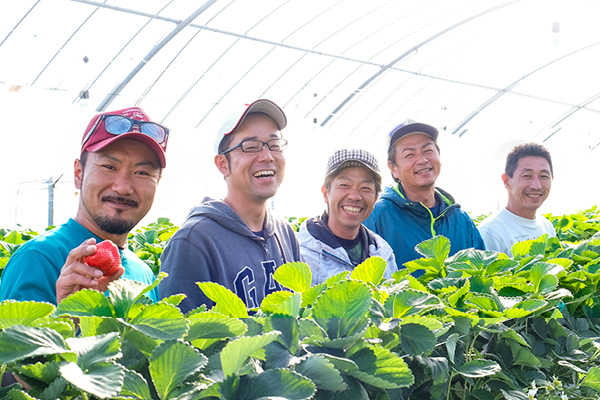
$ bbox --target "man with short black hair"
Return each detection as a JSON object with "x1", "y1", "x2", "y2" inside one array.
[
  {"x1": 0, "y1": 107, "x2": 166, "y2": 304},
  {"x1": 478, "y1": 142, "x2": 556, "y2": 256},
  {"x1": 298, "y1": 149, "x2": 397, "y2": 285},
  {"x1": 364, "y1": 120, "x2": 485, "y2": 276},
  {"x1": 159, "y1": 99, "x2": 300, "y2": 313}
]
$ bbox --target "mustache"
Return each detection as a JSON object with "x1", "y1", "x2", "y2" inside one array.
[{"x1": 102, "y1": 195, "x2": 139, "y2": 208}]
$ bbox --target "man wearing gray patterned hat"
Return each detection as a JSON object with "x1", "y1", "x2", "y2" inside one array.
[{"x1": 298, "y1": 149, "x2": 397, "y2": 285}]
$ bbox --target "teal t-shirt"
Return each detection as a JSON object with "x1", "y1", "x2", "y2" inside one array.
[{"x1": 0, "y1": 218, "x2": 158, "y2": 304}]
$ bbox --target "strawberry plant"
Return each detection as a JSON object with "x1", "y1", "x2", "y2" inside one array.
[
  {"x1": 2, "y1": 209, "x2": 600, "y2": 398},
  {"x1": 127, "y1": 217, "x2": 178, "y2": 275}
]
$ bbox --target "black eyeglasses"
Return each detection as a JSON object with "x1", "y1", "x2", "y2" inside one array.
[
  {"x1": 219, "y1": 138, "x2": 288, "y2": 155},
  {"x1": 82, "y1": 114, "x2": 169, "y2": 150}
]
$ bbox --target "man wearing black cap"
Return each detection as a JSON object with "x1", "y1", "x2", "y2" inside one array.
[
  {"x1": 0, "y1": 107, "x2": 167, "y2": 304},
  {"x1": 298, "y1": 149, "x2": 397, "y2": 285},
  {"x1": 159, "y1": 99, "x2": 300, "y2": 313},
  {"x1": 364, "y1": 120, "x2": 485, "y2": 276}
]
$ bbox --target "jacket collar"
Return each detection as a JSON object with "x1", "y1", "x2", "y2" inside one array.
[{"x1": 306, "y1": 212, "x2": 377, "y2": 252}]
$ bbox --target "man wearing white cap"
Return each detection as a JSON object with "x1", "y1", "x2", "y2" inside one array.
[
  {"x1": 364, "y1": 120, "x2": 485, "y2": 276},
  {"x1": 298, "y1": 149, "x2": 397, "y2": 285},
  {"x1": 159, "y1": 99, "x2": 300, "y2": 313}
]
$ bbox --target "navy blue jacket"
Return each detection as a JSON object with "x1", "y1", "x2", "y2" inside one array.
[{"x1": 364, "y1": 184, "x2": 485, "y2": 276}]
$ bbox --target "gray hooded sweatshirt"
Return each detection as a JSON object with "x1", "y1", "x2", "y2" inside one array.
[{"x1": 159, "y1": 197, "x2": 300, "y2": 314}]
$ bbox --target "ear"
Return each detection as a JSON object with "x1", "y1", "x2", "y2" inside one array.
[
  {"x1": 387, "y1": 159, "x2": 399, "y2": 181},
  {"x1": 74, "y1": 159, "x2": 83, "y2": 189},
  {"x1": 501, "y1": 173, "x2": 510, "y2": 189},
  {"x1": 214, "y1": 154, "x2": 230, "y2": 177},
  {"x1": 321, "y1": 185, "x2": 329, "y2": 204}
]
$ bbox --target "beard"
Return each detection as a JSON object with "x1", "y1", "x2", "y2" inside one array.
[
  {"x1": 93, "y1": 196, "x2": 140, "y2": 235},
  {"x1": 92, "y1": 214, "x2": 136, "y2": 235}
]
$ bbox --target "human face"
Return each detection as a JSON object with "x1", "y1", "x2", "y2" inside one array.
[
  {"x1": 388, "y1": 134, "x2": 441, "y2": 192},
  {"x1": 75, "y1": 138, "x2": 161, "y2": 237},
  {"x1": 322, "y1": 166, "x2": 378, "y2": 240},
  {"x1": 216, "y1": 113, "x2": 285, "y2": 206},
  {"x1": 503, "y1": 156, "x2": 552, "y2": 219}
]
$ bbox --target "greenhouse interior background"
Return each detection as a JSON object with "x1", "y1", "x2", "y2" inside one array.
[{"x1": 2, "y1": 0, "x2": 600, "y2": 231}]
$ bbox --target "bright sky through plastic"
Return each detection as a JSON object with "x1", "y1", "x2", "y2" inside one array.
[{"x1": 2, "y1": 0, "x2": 600, "y2": 231}]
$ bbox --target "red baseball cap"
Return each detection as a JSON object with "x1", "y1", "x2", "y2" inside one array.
[{"x1": 80, "y1": 107, "x2": 168, "y2": 168}]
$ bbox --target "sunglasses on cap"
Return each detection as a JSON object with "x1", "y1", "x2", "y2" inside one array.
[{"x1": 82, "y1": 114, "x2": 169, "y2": 150}]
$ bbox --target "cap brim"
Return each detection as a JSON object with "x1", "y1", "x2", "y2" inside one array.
[
  {"x1": 388, "y1": 122, "x2": 438, "y2": 151},
  {"x1": 84, "y1": 132, "x2": 166, "y2": 168},
  {"x1": 220, "y1": 99, "x2": 287, "y2": 137},
  {"x1": 327, "y1": 160, "x2": 381, "y2": 180}
]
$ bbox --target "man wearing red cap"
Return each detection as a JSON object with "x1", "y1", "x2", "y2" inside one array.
[
  {"x1": 0, "y1": 107, "x2": 168, "y2": 304},
  {"x1": 159, "y1": 99, "x2": 300, "y2": 313}
]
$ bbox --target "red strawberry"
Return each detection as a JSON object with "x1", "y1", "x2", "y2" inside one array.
[{"x1": 84, "y1": 240, "x2": 121, "y2": 276}]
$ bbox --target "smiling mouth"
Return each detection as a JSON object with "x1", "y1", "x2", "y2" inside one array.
[
  {"x1": 525, "y1": 193, "x2": 543, "y2": 198},
  {"x1": 254, "y1": 170, "x2": 275, "y2": 178},
  {"x1": 342, "y1": 206, "x2": 363, "y2": 214},
  {"x1": 415, "y1": 167, "x2": 432, "y2": 175},
  {"x1": 103, "y1": 196, "x2": 138, "y2": 208}
]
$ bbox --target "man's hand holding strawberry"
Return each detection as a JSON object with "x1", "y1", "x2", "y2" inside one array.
[{"x1": 56, "y1": 238, "x2": 125, "y2": 303}]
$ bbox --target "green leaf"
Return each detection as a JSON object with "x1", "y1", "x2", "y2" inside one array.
[
  {"x1": 261, "y1": 292, "x2": 302, "y2": 317},
  {"x1": 500, "y1": 329, "x2": 530, "y2": 348},
  {"x1": 238, "y1": 369, "x2": 316, "y2": 400},
  {"x1": 301, "y1": 282, "x2": 326, "y2": 308},
  {"x1": 406, "y1": 275, "x2": 428, "y2": 292},
  {"x1": 66, "y1": 332, "x2": 121, "y2": 371},
  {"x1": 504, "y1": 299, "x2": 547, "y2": 318},
  {"x1": 529, "y1": 262, "x2": 563, "y2": 294},
  {"x1": 500, "y1": 389, "x2": 530, "y2": 400},
  {"x1": 399, "y1": 323, "x2": 436, "y2": 356},
  {"x1": 312, "y1": 280, "x2": 372, "y2": 339},
  {"x1": 415, "y1": 356, "x2": 449, "y2": 385},
  {"x1": 464, "y1": 295, "x2": 503, "y2": 318},
  {"x1": 384, "y1": 289, "x2": 442, "y2": 318},
  {"x1": 350, "y1": 256, "x2": 387, "y2": 285},
  {"x1": 404, "y1": 258, "x2": 443, "y2": 276},
  {"x1": 197, "y1": 282, "x2": 249, "y2": 318},
  {"x1": 221, "y1": 331, "x2": 280, "y2": 377},
  {"x1": 0, "y1": 301, "x2": 55, "y2": 328},
  {"x1": 124, "y1": 302, "x2": 188, "y2": 340},
  {"x1": 415, "y1": 236, "x2": 451, "y2": 262},
  {"x1": 14, "y1": 360, "x2": 60, "y2": 384},
  {"x1": 269, "y1": 316, "x2": 299, "y2": 355},
  {"x1": 295, "y1": 355, "x2": 346, "y2": 391},
  {"x1": 261, "y1": 291, "x2": 294, "y2": 313},
  {"x1": 60, "y1": 361, "x2": 125, "y2": 399},
  {"x1": 445, "y1": 333, "x2": 459, "y2": 365},
  {"x1": 149, "y1": 340, "x2": 208, "y2": 400},
  {"x1": 54, "y1": 289, "x2": 114, "y2": 317},
  {"x1": 313, "y1": 280, "x2": 372, "y2": 319},
  {"x1": 448, "y1": 280, "x2": 470, "y2": 308},
  {"x1": 508, "y1": 341, "x2": 541, "y2": 367},
  {"x1": 512, "y1": 235, "x2": 548, "y2": 258},
  {"x1": 107, "y1": 278, "x2": 153, "y2": 318},
  {"x1": 0, "y1": 325, "x2": 72, "y2": 364},
  {"x1": 120, "y1": 369, "x2": 152, "y2": 400},
  {"x1": 347, "y1": 346, "x2": 414, "y2": 388},
  {"x1": 455, "y1": 359, "x2": 501, "y2": 377},
  {"x1": 186, "y1": 315, "x2": 247, "y2": 341},
  {"x1": 581, "y1": 366, "x2": 600, "y2": 392},
  {"x1": 273, "y1": 262, "x2": 312, "y2": 292}
]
